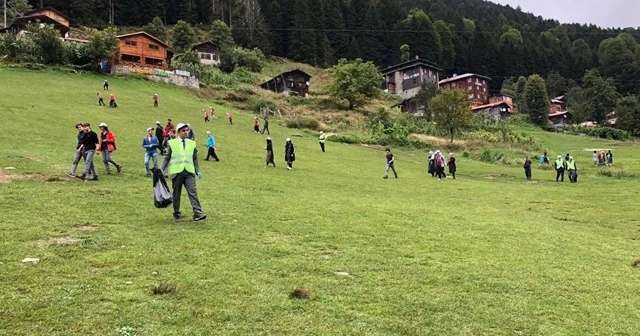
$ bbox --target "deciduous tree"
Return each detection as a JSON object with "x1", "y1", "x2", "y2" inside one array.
[
  {"x1": 328, "y1": 58, "x2": 382, "y2": 110},
  {"x1": 429, "y1": 89, "x2": 473, "y2": 142}
]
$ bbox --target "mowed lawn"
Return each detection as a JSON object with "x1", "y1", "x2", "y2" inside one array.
[{"x1": 1, "y1": 67, "x2": 640, "y2": 335}]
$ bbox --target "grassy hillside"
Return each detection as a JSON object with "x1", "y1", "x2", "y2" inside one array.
[{"x1": 1, "y1": 67, "x2": 640, "y2": 335}]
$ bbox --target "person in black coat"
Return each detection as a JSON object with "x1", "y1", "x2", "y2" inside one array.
[
  {"x1": 523, "y1": 156, "x2": 532, "y2": 180},
  {"x1": 155, "y1": 121, "x2": 164, "y2": 150},
  {"x1": 265, "y1": 137, "x2": 276, "y2": 167},
  {"x1": 285, "y1": 138, "x2": 295, "y2": 170},
  {"x1": 447, "y1": 153, "x2": 457, "y2": 179}
]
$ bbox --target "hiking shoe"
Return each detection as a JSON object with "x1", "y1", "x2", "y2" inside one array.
[
  {"x1": 77, "y1": 174, "x2": 86, "y2": 180},
  {"x1": 117, "y1": 165, "x2": 122, "y2": 173},
  {"x1": 383, "y1": 176, "x2": 388, "y2": 179},
  {"x1": 193, "y1": 215, "x2": 207, "y2": 222},
  {"x1": 106, "y1": 171, "x2": 112, "y2": 175},
  {"x1": 66, "y1": 173, "x2": 75, "y2": 178},
  {"x1": 88, "y1": 176, "x2": 99, "y2": 181}
]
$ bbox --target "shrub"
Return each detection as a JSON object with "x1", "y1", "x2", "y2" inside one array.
[
  {"x1": 284, "y1": 117, "x2": 320, "y2": 130},
  {"x1": 248, "y1": 98, "x2": 277, "y2": 113},
  {"x1": 566, "y1": 126, "x2": 630, "y2": 140},
  {"x1": 328, "y1": 133, "x2": 372, "y2": 144},
  {"x1": 479, "y1": 148, "x2": 505, "y2": 163},
  {"x1": 598, "y1": 167, "x2": 636, "y2": 179}
]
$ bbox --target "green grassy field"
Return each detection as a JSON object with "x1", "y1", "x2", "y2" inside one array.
[{"x1": 1, "y1": 67, "x2": 640, "y2": 335}]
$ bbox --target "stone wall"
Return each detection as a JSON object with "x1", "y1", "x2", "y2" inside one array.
[{"x1": 111, "y1": 65, "x2": 200, "y2": 89}]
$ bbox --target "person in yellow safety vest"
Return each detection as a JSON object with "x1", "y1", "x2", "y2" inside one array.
[
  {"x1": 554, "y1": 155, "x2": 566, "y2": 182},
  {"x1": 566, "y1": 156, "x2": 578, "y2": 183},
  {"x1": 319, "y1": 131, "x2": 326, "y2": 152},
  {"x1": 160, "y1": 123, "x2": 207, "y2": 223}
]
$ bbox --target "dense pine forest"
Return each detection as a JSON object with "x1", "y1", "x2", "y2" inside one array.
[{"x1": 17, "y1": 0, "x2": 640, "y2": 94}]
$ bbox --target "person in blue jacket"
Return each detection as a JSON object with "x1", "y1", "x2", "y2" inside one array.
[
  {"x1": 142, "y1": 127, "x2": 160, "y2": 176},
  {"x1": 205, "y1": 131, "x2": 219, "y2": 161}
]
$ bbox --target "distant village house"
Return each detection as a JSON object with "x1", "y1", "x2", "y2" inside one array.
[
  {"x1": 260, "y1": 69, "x2": 311, "y2": 97},
  {"x1": 192, "y1": 41, "x2": 221, "y2": 66},
  {"x1": 548, "y1": 95, "x2": 572, "y2": 127},
  {"x1": 0, "y1": 7, "x2": 71, "y2": 37},
  {"x1": 471, "y1": 95, "x2": 514, "y2": 120},
  {"x1": 439, "y1": 73, "x2": 491, "y2": 106},
  {"x1": 117, "y1": 32, "x2": 170, "y2": 69},
  {"x1": 381, "y1": 57, "x2": 441, "y2": 115}
]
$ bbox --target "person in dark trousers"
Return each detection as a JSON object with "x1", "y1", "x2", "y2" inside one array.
[
  {"x1": 261, "y1": 117, "x2": 270, "y2": 135},
  {"x1": 187, "y1": 124, "x2": 195, "y2": 140},
  {"x1": 285, "y1": 138, "x2": 295, "y2": 170},
  {"x1": 155, "y1": 121, "x2": 164, "y2": 151},
  {"x1": 567, "y1": 156, "x2": 578, "y2": 183},
  {"x1": 103, "y1": 80, "x2": 109, "y2": 90},
  {"x1": 227, "y1": 113, "x2": 233, "y2": 125},
  {"x1": 203, "y1": 109, "x2": 210, "y2": 123},
  {"x1": 593, "y1": 150, "x2": 598, "y2": 166},
  {"x1": 153, "y1": 94, "x2": 159, "y2": 107},
  {"x1": 606, "y1": 150, "x2": 613, "y2": 166},
  {"x1": 161, "y1": 123, "x2": 206, "y2": 223},
  {"x1": 555, "y1": 155, "x2": 566, "y2": 182},
  {"x1": 253, "y1": 117, "x2": 260, "y2": 133},
  {"x1": 79, "y1": 123, "x2": 99, "y2": 181},
  {"x1": 383, "y1": 148, "x2": 398, "y2": 179},
  {"x1": 447, "y1": 153, "x2": 457, "y2": 179},
  {"x1": 543, "y1": 151, "x2": 549, "y2": 165},
  {"x1": 205, "y1": 131, "x2": 219, "y2": 161},
  {"x1": 109, "y1": 93, "x2": 117, "y2": 108},
  {"x1": 67, "y1": 123, "x2": 86, "y2": 177},
  {"x1": 265, "y1": 137, "x2": 276, "y2": 167},
  {"x1": 97, "y1": 123, "x2": 122, "y2": 175},
  {"x1": 565, "y1": 153, "x2": 570, "y2": 162},
  {"x1": 434, "y1": 150, "x2": 446, "y2": 180},
  {"x1": 318, "y1": 131, "x2": 326, "y2": 152},
  {"x1": 428, "y1": 151, "x2": 436, "y2": 177},
  {"x1": 523, "y1": 156, "x2": 532, "y2": 180},
  {"x1": 97, "y1": 93, "x2": 105, "y2": 106}
]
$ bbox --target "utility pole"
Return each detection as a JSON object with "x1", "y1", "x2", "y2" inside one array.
[
  {"x1": 4, "y1": 0, "x2": 7, "y2": 29},
  {"x1": 40, "y1": 0, "x2": 43, "y2": 8},
  {"x1": 108, "y1": 0, "x2": 114, "y2": 25}
]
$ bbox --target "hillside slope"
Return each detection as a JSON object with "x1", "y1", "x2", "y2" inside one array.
[{"x1": 1, "y1": 67, "x2": 640, "y2": 335}]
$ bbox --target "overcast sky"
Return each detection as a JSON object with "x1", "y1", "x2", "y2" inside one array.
[{"x1": 489, "y1": 0, "x2": 640, "y2": 29}]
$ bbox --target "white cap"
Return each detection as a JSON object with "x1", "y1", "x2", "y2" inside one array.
[
  {"x1": 147, "y1": 127, "x2": 154, "y2": 132},
  {"x1": 187, "y1": 123, "x2": 190, "y2": 127},
  {"x1": 175, "y1": 123, "x2": 188, "y2": 131},
  {"x1": 320, "y1": 131, "x2": 324, "y2": 134},
  {"x1": 267, "y1": 137, "x2": 271, "y2": 140},
  {"x1": 436, "y1": 150, "x2": 441, "y2": 153},
  {"x1": 569, "y1": 156, "x2": 573, "y2": 159},
  {"x1": 155, "y1": 120, "x2": 161, "y2": 125},
  {"x1": 558, "y1": 155, "x2": 562, "y2": 158},
  {"x1": 99, "y1": 122, "x2": 107, "y2": 127},
  {"x1": 206, "y1": 131, "x2": 211, "y2": 135},
  {"x1": 286, "y1": 138, "x2": 291, "y2": 142}
]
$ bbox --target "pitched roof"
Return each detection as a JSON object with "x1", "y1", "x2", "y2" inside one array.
[
  {"x1": 261, "y1": 69, "x2": 312, "y2": 86},
  {"x1": 549, "y1": 110, "x2": 571, "y2": 117},
  {"x1": 471, "y1": 101, "x2": 511, "y2": 112},
  {"x1": 439, "y1": 73, "x2": 491, "y2": 85},
  {"x1": 192, "y1": 41, "x2": 220, "y2": 49},
  {"x1": 380, "y1": 58, "x2": 441, "y2": 75},
  {"x1": 117, "y1": 31, "x2": 169, "y2": 47},
  {"x1": 21, "y1": 7, "x2": 72, "y2": 23}
]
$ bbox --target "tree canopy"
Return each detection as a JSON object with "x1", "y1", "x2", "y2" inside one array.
[{"x1": 328, "y1": 58, "x2": 382, "y2": 110}]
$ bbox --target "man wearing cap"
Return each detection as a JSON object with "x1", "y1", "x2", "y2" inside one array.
[
  {"x1": 161, "y1": 123, "x2": 206, "y2": 222},
  {"x1": 319, "y1": 131, "x2": 326, "y2": 152},
  {"x1": 554, "y1": 155, "x2": 566, "y2": 182},
  {"x1": 153, "y1": 94, "x2": 159, "y2": 108},
  {"x1": 155, "y1": 121, "x2": 164, "y2": 151},
  {"x1": 142, "y1": 127, "x2": 160, "y2": 177},
  {"x1": 566, "y1": 156, "x2": 578, "y2": 183}
]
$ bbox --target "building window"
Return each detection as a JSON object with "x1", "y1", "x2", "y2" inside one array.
[
  {"x1": 467, "y1": 78, "x2": 472, "y2": 83},
  {"x1": 468, "y1": 85, "x2": 472, "y2": 90},
  {"x1": 149, "y1": 44, "x2": 159, "y2": 50},
  {"x1": 121, "y1": 54, "x2": 141, "y2": 63},
  {"x1": 125, "y1": 40, "x2": 137, "y2": 46},
  {"x1": 468, "y1": 94, "x2": 474, "y2": 99},
  {"x1": 200, "y1": 53, "x2": 212, "y2": 60},
  {"x1": 145, "y1": 57, "x2": 164, "y2": 66},
  {"x1": 483, "y1": 80, "x2": 486, "y2": 84}
]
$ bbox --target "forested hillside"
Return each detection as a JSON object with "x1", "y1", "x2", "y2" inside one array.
[{"x1": 15, "y1": 0, "x2": 640, "y2": 94}]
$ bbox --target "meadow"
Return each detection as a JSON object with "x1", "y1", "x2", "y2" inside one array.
[{"x1": 1, "y1": 67, "x2": 640, "y2": 335}]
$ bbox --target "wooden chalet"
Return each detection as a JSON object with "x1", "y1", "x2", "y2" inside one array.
[
  {"x1": 549, "y1": 111, "x2": 573, "y2": 127},
  {"x1": 381, "y1": 57, "x2": 441, "y2": 114},
  {"x1": 192, "y1": 41, "x2": 221, "y2": 66},
  {"x1": 0, "y1": 7, "x2": 71, "y2": 37},
  {"x1": 472, "y1": 101, "x2": 512, "y2": 120},
  {"x1": 260, "y1": 69, "x2": 311, "y2": 97},
  {"x1": 117, "y1": 32, "x2": 170, "y2": 69},
  {"x1": 439, "y1": 73, "x2": 491, "y2": 106}
]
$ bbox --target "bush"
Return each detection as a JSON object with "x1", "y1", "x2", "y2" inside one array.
[
  {"x1": 284, "y1": 117, "x2": 320, "y2": 130},
  {"x1": 479, "y1": 148, "x2": 505, "y2": 163},
  {"x1": 248, "y1": 98, "x2": 277, "y2": 113},
  {"x1": 566, "y1": 126, "x2": 630, "y2": 140},
  {"x1": 328, "y1": 133, "x2": 372, "y2": 144}
]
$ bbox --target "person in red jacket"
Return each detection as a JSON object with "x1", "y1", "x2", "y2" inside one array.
[
  {"x1": 109, "y1": 93, "x2": 117, "y2": 108},
  {"x1": 153, "y1": 94, "x2": 159, "y2": 107},
  {"x1": 97, "y1": 123, "x2": 122, "y2": 174},
  {"x1": 165, "y1": 119, "x2": 175, "y2": 135},
  {"x1": 253, "y1": 117, "x2": 260, "y2": 132},
  {"x1": 227, "y1": 112, "x2": 233, "y2": 125}
]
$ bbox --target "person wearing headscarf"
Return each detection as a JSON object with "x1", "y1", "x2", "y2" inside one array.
[
  {"x1": 447, "y1": 153, "x2": 457, "y2": 179},
  {"x1": 265, "y1": 137, "x2": 275, "y2": 167},
  {"x1": 285, "y1": 138, "x2": 295, "y2": 170},
  {"x1": 554, "y1": 155, "x2": 566, "y2": 182},
  {"x1": 566, "y1": 156, "x2": 578, "y2": 183},
  {"x1": 318, "y1": 132, "x2": 326, "y2": 152},
  {"x1": 428, "y1": 151, "x2": 435, "y2": 177},
  {"x1": 434, "y1": 150, "x2": 446, "y2": 180},
  {"x1": 606, "y1": 150, "x2": 613, "y2": 166},
  {"x1": 523, "y1": 156, "x2": 532, "y2": 180},
  {"x1": 205, "y1": 131, "x2": 219, "y2": 162}
]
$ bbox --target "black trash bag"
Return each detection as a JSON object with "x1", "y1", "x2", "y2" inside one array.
[{"x1": 152, "y1": 168, "x2": 172, "y2": 208}]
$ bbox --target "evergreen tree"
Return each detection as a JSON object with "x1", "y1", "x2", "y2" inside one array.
[
  {"x1": 210, "y1": 20, "x2": 235, "y2": 49},
  {"x1": 360, "y1": 2, "x2": 384, "y2": 65},
  {"x1": 172, "y1": 20, "x2": 197, "y2": 53},
  {"x1": 616, "y1": 95, "x2": 640, "y2": 136},
  {"x1": 514, "y1": 76, "x2": 527, "y2": 112},
  {"x1": 545, "y1": 71, "x2": 568, "y2": 98},
  {"x1": 582, "y1": 69, "x2": 619, "y2": 124},
  {"x1": 398, "y1": 9, "x2": 441, "y2": 64},
  {"x1": 434, "y1": 20, "x2": 455, "y2": 69},
  {"x1": 4, "y1": 0, "x2": 32, "y2": 25},
  {"x1": 523, "y1": 74, "x2": 551, "y2": 126},
  {"x1": 324, "y1": 0, "x2": 349, "y2": 61},
  {"x1": 570, "y1": 39, "x2": 592, "y2": 80},
  {"x1": 143, "y1": 17, "x2": 166, "y2": 41},
  {"x1": 288, "y1": 0, "x2": 316, "y2": 65},
  {"x1": 598, "y1": 33, "x2": 640, "y2": 95}
]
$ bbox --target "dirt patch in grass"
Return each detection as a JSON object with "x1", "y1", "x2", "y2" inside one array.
[
  {"x1": 410, "y1": 134, "x2": 467, "y2": 146},
  {"x1": 360, "y1": 144, "x2": 385, "y2": 151},
  {"x1": 33, "y1": 237, "x2": 83, "y2": 247},
  {"x1": 0, "y1": 169, "x2": 47, "y2": 183},
  {"x1": 485, "y1": 174, "x2": 510, "y2": 180},
  {"x1": 289, "y1": 286, "x2": 312, "y2": 300}
]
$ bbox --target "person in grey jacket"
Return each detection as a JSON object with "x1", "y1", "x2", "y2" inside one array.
[{"x1": 161, "y1": 123, "x2": 206, "y2": 223}]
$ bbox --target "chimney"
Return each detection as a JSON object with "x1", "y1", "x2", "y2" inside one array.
[
  {"x1": 452, "y1": 73, "x2": 457, "y2": 78},
  {"x1": 415, "y1": 55, "x2": 419, "y2": 60}
]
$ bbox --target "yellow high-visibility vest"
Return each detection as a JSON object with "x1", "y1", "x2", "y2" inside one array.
[
  {"x1": 567, "y1": 160, "x2": 576, "y2": 170},
  {"x1": 168, "y1": 138, "x2": 196, "y2": 175}
]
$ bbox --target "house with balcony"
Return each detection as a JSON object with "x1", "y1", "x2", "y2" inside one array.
[
  {"x1": 116, "y1": 32, "x2": 170, "y2": 69},
  {"x1": 439, "y1": 73, "x2": 491, "y2": 106},
  {"x1": 192, "y1": 41, "x2": 221, "y2": 66},
  {"x1": 0, "y1": 7, "x2": 71, "y2": 37}
]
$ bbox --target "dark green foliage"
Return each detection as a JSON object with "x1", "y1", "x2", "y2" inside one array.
[
  {"x1": 523, "y1": 75, "x2": 550, "y2": 126},
  {"x1": 210, "y1": 20, "x2": 235, "y2": 50},
  {"x1": 615, "y1": 95, "x2": 640, "y2": 136},
  {"x1": 565, "y1": 126, "x2": 630, "y2": 140},
  {"x1": 582, "y1": 69, "x2": 619, "y2": 124},
  {"x1": 143, "y1": 17, "x2": 166, "y2": 41},
  {"x1": 172, "y1": 20, "x2": 197, "y2": 53},
  {"x1": 28, "y1": 23, "x2": 66, "y2": 64}
]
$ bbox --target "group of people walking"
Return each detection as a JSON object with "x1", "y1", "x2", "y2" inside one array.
[
  {"x1": 265, "y1": 137, "x2": 296, "y2": 169},
  {"x1": 67, "y1": 122, "x2": 122, "y2": 181},
  {"x1": 593, "y1": 150, "x2": 613, "y2": 166},
  {"x1": 427, "y1": 150, "x2": 456, "y2": 180}
]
